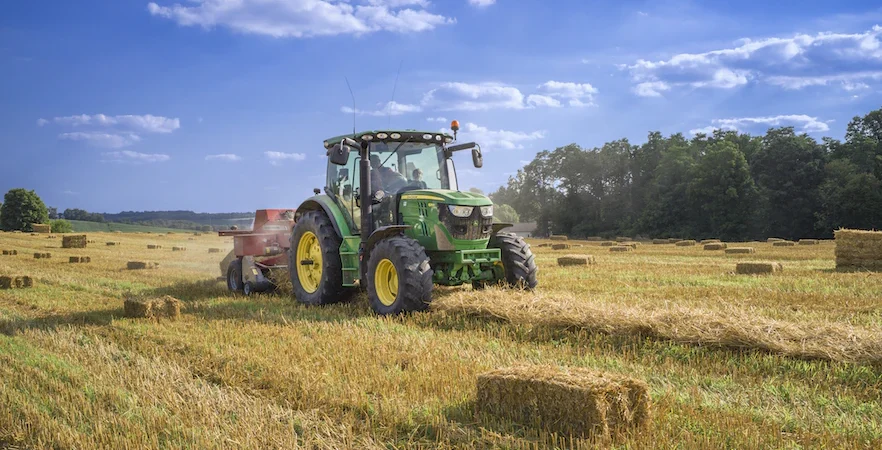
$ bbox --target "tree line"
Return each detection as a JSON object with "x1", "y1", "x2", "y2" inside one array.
[{"x1": 491, "y1": 107, "x2": 882, "y2": 241}]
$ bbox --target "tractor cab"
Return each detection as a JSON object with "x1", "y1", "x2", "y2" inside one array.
[{"x1": 289, "y1": 121, "x2": 538, "y2": 315}]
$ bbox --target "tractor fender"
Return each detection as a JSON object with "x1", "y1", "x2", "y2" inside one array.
[
  {"x1": 295, "y1": 196, "x2": 352, "y2": 238},
  {"x1": 491, "y1": 223, "x2": 514, "y2": 236},
  {"x1": 366, "y1": 226, "x2": 411, "y2": 254}
]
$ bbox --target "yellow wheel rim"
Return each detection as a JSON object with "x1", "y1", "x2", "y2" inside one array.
[
  {"x1": 296, "y1": 231, "x2": 323, "y2": 293},
  {"x1": 374, "y1": 259, "x2": 398, "y2": 306}
]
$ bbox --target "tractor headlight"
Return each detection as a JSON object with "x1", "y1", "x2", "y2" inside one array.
[
  {"x1": 480, "y1": 205, "x2": 493, "y2": 217},
  {"x1": 448, "y1": 205, "x2": 474, "y2": 218}
]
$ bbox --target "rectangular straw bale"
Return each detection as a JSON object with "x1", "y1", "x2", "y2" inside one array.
[
  {"x1": 20, "y1": 276, "x2": 33, "y2": 288},
  {"x1": 123, "y1": 295, "x2": 182, "y2": 319},
  {"x1": 620, "y1": 242, "x2": 639, "y2": 249},
  {"x1": 550, "y1": 235, "x2": 568, "y2": 241},
  {"x1": 558, "y1": 255, "x2": 595, "y2": 266},
  {"x1": 615, "y1": 236, "x2": 631, "y2": 242},
  {"x1": 172, "y1": 246, "x2": 186, "y2": 251},
  {"x1": 61, "y1": 235, "x2": 87, "y2": 249},
  {"x1": 106, "y1": 241, "x2": 119, "y2": 246},
  {"x1": 798, "y1": 239, "x2": 819, "y2": 245},
  {"x1": 126, "y1": 261, "x2": 158, "y2": 270},
  {"x1": 667, "y1": 238, "x2": 680, "y2": 243},
  {"x1": 69, "y1": 256, "x2": 81, "y2": 263},
  {"x1": 31, "y1": 223, "x2": 51, "y2": 234},
  {"x1": 2, "y1": 250, "x2": 18, "y2": 256},
  {"x1": 476, "y1": 365, "x2": 651, "y2": 439},
  {"x1": 675, "y1": 240, "x2": 696, "y2": 247},
  {"x1": 208, "y1": 248, "x2": 222, "y2": 253},
  {"x1": 33, "y1": 253, "x2": 51, "y2": 259},
  {"x1": 600, "y1": 241, "x2": 617, "y2": 247},
  {"x1": 736, "y1": 262, "x2": 783, "y2": 274},
  {"x1": 551, "y1": 243, "x2": 570, "y2": 250},
  {"x1": 725, "y1": 247, "x2": 755, "y2": 254},
  {"x1": 610, "y1": 246, "x2": 633, "y2": 252},
  {"x1": 147, "y1": 244, "x2": 162, "y2": 249},
  {"x1": 69, "y1": 256, "x2": 91, "y2": 263},
  {"x1": 0, "y1": 277, "x2": 12, "y2": 289},
  {"x1": 834, "y1": 229, "x2": 882, "y2": 270},
  {"x1": 767, "y1": 238, "x2": 784, "y2": 243},
  {"x1": 773, "y1": 241, "x2": 796, "y2": 247},
  {"x1": 703, "y1": 243, "x2": 727, "y2": 250}
]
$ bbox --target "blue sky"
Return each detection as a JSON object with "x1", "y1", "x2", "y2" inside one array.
[{"x1": 2, "y1": 0, "x2": 882, "y2": 213}]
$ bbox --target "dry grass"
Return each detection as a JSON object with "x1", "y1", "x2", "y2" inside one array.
[
  {"x1": 799, "y1": 239, "x2": 819, "y2": 246},
  {"x1": 550, "y1": 235, "x2": 568, "y2": 241},
  {"x1": 0, "y1": 232, "x2": 880, "y2": 448}
]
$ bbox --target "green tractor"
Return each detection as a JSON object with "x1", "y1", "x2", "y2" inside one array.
[{"x1": 289, "y1": 122, "x2": 538, "y2": 315}]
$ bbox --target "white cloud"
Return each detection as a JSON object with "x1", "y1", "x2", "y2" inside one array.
[
  {"x1": 625, "y1": 25, "x2": 882, "y2": 95},
  {"x1": 265, "y1": 151, "x2": 306, "y2": 166},
  {"x1": 468, "y1": 0, "x2": 496, "y2": 7},
  {"x1": 421, "y1": 82, "x2": 527, "y2": 111},
  {"x1": 59, "y1": 132, "x2": 141, "y2": 149},
  {"x1": 441, "y1": 122, "x2": 544, "y2": 151},
  {"x1": 50, "y1": 114, "x2": 180, "y2": 133},
  {"x1": 147, "y1": 0, "x2": 454, "y2": 38},
  {"x1": 534, "y1": 81, "x2": 597, "y2": 106},
  {"x1": 633, "y1": 81, "x2": 670, "y2": 97},
  {"x1": 689, "y1": 114, "x2": 829, "y2": 136},
  {"x1": 101, "y1": 150, "x2": 170, "y2": 163},
  {"x1": 36, "y1": 118, "x2": 49, "y2": 126},
  {"x1": 205, "y1": 153, "x2": 242, "y2": 161},
  {"x1": 62, "y1": 190, "x2": 79, "y2": 195},
  {"x1": 426, "y1": 116, "x2": 448, "y2": 122},
  {"x1": 525, "y1": 94, "x2": 562, "y2": 108},
  {"x1": 341, "y1": 101, "x2": 422, "y2": 116}
]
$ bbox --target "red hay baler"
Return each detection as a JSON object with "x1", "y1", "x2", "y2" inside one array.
[{"x1": 218, "y1": 209, "x2": 296, "y2": 295}]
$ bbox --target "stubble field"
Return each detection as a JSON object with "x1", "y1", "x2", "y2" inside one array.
[{"x1": 0, "y1": 231, "x2": 880, "y2": 449}]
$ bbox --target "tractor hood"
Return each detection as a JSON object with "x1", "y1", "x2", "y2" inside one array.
[{"x1": 399, "y1": 189, "x2": 491, "y2": 206}]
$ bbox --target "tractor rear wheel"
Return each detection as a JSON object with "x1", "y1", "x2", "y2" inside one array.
[
  {"x1": 481, "y1": 232, "x2": 538, "y2": 290},
  {"x1": 366, "y1": 236, "x2": 433, "y2": 315},
  {"x1": 227, "y1": 258, "x2": 243, "y2": 292},
  {"x1": 289, "y1": 211, "x2": 348, "y2": 305}
]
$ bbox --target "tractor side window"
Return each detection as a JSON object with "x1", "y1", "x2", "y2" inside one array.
[{"x1": 327, "y1": 147, "x2": 361, "y2": 233}]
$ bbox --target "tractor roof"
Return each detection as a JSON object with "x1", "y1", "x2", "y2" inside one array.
[{"x1": 323, "y1": 130, "x2": 454, "y2": 148}]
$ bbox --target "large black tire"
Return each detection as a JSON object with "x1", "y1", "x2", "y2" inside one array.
[
  {"x1": 227, "y1": 258, "x2": 243, "y2": 292},
  {"x1": 484, "y1": 232, "x2": 538, "y2": 290},
  {"x1": 289, "y1": 211, "x2": 349, "y2": 306},
  {"x1": 366, "y1": 236, "x2": 433, "y2": 315}
]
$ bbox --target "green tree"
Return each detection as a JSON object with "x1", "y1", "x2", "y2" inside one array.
[
  {"x1": 817, "y1": 159, "x2": 882, "y2": 230},
  {"x1": 0, "y1": 189, "x2": 49, "y2": 232},
  {"x1": 751, "y1": 128, "x2": 826, "y2": 239},
  {"x1": 688, "y1": 141, "x2": 758, "y2": 241},
  {"x1": 50, "y1": 219, "x2": 73, "y2": 233},
  {"x1": 493, "y1": 204, "x2": 520, "y2": 223}
]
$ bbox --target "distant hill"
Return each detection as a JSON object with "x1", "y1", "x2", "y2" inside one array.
[{"x1": 68, "y1": 220, "x2": 192, "y2": 234}]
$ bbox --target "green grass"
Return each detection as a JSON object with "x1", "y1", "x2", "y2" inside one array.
[
  {"x1": 0, "y1": 232, "x2": 880, "y2": 449},
  {"x1": 68, "y1": 220, "x2": 195, "y2": 234}
]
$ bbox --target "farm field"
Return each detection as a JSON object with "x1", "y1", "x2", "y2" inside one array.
[
  {"x1": 67, "y1": 220, "x2": 192, "y2": 234},
  {"x1": 0, "y1": 232, "x2": 880, "y2": 449}
]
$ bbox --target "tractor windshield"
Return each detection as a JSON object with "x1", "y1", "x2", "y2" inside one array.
[{"x1": 368, "y1": 141, "x2": 456, "y2": 194}]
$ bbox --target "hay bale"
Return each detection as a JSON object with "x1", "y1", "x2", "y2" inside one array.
[
  {"x1": 600, "y1": 241, "x2": 617, "y2": 247},
  {"x1": 126, "y1": 261, "x2": 158, "y2": 270},
  {"x1": 767, "y1": 238, "x2": 784, "y2": 243},
  {"x1": 798, "y1": 239, "x2": 819, "y2": 245},
  {"x1": 703, "y1": 243, "x2": 727, "y2": 251},
  {"x1": 476, "y1": 365, "x2": 651, "y2": 439},
  {"x1": 835, "y1": 229, "x2": 882, "y2": 270},
  {"x1": 61, "y1": 235, "x2": 87, "y2": 249},
  {"x1": 31, "y1": 223, "x2": 51, "y2": 234},
  {"x1": 675, "y1": 240, "x2": 696, "y2": 247},
  {"x1": 69, "y1": 256, "x2": 91, "y2": 263},
  {"x1": 20, "y1": 276, "x2": 33, "y2": 288},
  {"x1": 736, "y1": 262, "x2": 783, "y2": 274},
  {"x1": 551, "y1": 244, "x2": 571, "y2": 250},
  {"x1": 208, "y1": 248, "x2": 222, "y2": 253},
  {"x1": 620, "y1": 242, "x2": 639, "y2": 249},
  {"x1": 725, "y1": 247, "x2": 755, "y2": 254},
  {"x1": 147, "y1": 244, "x2": 163, "y2": 250},
  {"x1": 106, "y1": 241, "x2": 120, "y2": 246},
  {"x1": 1, "y1": 250, "x2": 18, "y2": 256},
  {"x1": 123, "y1": 295, "x2": 182, "y2": 319},
  {"x1": 172, "y1": 246, "x2": 186, "y2": 251},
  {"x1": 0, "y1": 276, "x2": 33, "y2": 290},
  {"x1": 773, "y1": 241, "x2": 796, "y2": 247},
  {"x1": 558, "y1": 255, "x2": 595, "y2": 266},
  {"x1": 0, "y1": 277, "x2": 11, "y2": 289},
  {"x1": 610, "y1": 246, "x2": 633, "y2": 253},
  {"x1": 550, "y1": 235, "x2": 568, "y2": 241},
  {"x1": 33, "y1": 252, "x2": 51, "y2": 259}
]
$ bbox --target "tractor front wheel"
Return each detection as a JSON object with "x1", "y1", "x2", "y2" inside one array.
[
  {"x1": 289, "y1": 211, "x2": 348, "y2": 305},
  {"x1": 481, "y1": 232, "x2": 538, "y2": 290},
  {"x1": 366, "y1": 236, "x2": 433, "y2": 315}
]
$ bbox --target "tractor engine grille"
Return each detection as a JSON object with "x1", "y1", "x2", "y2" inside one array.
[{"x1": 438, "y1": 204, "x2": 493, "y2": 241}]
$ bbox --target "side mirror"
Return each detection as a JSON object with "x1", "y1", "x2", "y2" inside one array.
[
  {"x1": 472, "y1": 146, "x2": 483, "y2": 168},
  {"x1": 330, "y1": 143, "x2": 352, "y2": 166}
]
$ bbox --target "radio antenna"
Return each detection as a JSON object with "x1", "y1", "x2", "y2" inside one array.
[
  {"x1": 388, "y1": 59, "x2": 403, "y2": 129},
  {"x1": 345, "y1": 76, "x2": 356, "y2": 135}
]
